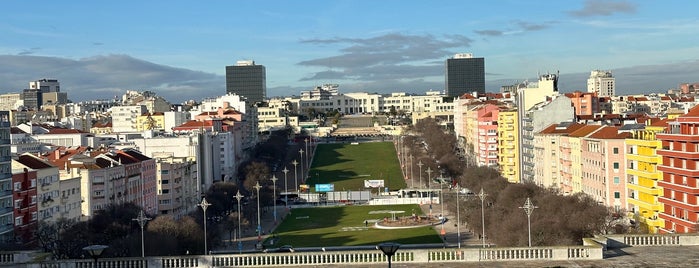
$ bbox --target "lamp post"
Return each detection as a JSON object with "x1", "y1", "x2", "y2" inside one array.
[
  {"x1": 519, "y1": 197, "x2": 538, "y2": 247},
  {"x1": 292, "y1": 160, "x2": 299, "y2": 192},
  {"x1": 425, "y1": 167, "x2": 433, "y2": 217},
  {"x1": 282, "y1": 167, "x2": 289, "y2": 208},
  {"x1": 439, "y1": 175, "x2": 445, "y2": 242},
  {"x1": 417, "y1": 161, "x2": 423, "y2": 188},
  {"x1": 197, "y1": 197, "x2": 211, "y2": 255},
  {"x1": 234, "y1": 191, "x2": 243, "y2": 254},
  {"x1": 409, "y1": 154, "x2": 413, "y2": 189},
  {"x1": 254, "y1": 181, "x2": 262, "y2": 242},
  {"x1": 477, "y1": 188, "x2": 487, "y2": 248},
  {"x1": 456, "y1": 184, "x2": 461, "y2": 248},
  {"x1": 377, "y1": 242, "x2": 401, "y2": 268},
  {"x1": 299, "y1": 149, "x2": 305, "y2": 183},
  {"x1": 132, "y1": 210, "x2": 151, "y2": 258},
  {"x1": 83, "y1": 245, "x2": 108, "y2": 268},
  {"x1": 270, "y1": 175, "x2": 278, "y2": 224},
  {"x1": 305, "y1": 138, "x2": 309, "y2": 169}
]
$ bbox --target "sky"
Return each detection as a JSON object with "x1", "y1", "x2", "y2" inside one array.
[{"x1": 1, "y1": 0, "x2": 699, "y2": 103}]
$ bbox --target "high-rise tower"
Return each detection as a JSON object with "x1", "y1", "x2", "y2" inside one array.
[
  {"x1": 587, "y1": 70, "x2": 615, "y2": 97},
  {"x1": 225, "y1": 60, "x2": 266, "y2": 103},
  {"x1": 445, "y1": 53, "x2": 485, "y2": 97}
]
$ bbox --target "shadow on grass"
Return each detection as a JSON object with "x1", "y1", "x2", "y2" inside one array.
[
  {"x1": 307, "y1": 142, "x2": 406, "y2": 190},
  {"x1": 267, "y1": 205, "x2": 441, "y2": 247}
]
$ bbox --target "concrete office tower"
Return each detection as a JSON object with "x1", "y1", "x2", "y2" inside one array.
[
  {"x1": 225, "y1": 60, "x2": 266, "y2": 104},
  {"x1": 445, "y1": 53, "x2": 485, "y2": 97},
  {"x1": 29, "y1": 79, "x2": 60, "y2": 93},
  {"x1": 587, "y1": 70, "x2": 615, "y2": 97}
]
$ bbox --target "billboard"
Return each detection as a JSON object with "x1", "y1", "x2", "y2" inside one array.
[
  {"x1": 315, "y1": 184, "x2": 334, "y2": 192},
  {"x1": 364, "y1": 180, "x2": 385, "y2": 188}
]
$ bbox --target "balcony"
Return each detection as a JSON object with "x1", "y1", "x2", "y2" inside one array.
[
  {"x1": 627, "y1": 154, "x2": 661, "y2": 163},
  {"x1": 657, "y1": 149, "x2": 699, "y2": 159},
  {"x1": 657, "y1": 165, "x2": 699, "y2": 177},
  {"x1": 626, "y1": 168, "x2": 661, "y2": 180},
  {"x1": 657, "y1": 180, "x2": 699, "y2": 194},
  {"x1": 644, "y1": 217, "x2": 664, "y2": 228},
  {"x1": 658, "y1": 196, "x2": 699, "y2": 211},
  {"x1": 627, "y1": 183, "x2": 661, "y2": 196}
]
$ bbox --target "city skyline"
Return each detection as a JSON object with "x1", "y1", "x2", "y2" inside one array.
[{"x1": 1, "y1": 0, "x2": 699, "y2": 102}]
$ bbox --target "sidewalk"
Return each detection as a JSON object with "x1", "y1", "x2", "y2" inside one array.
[{"x1": 218, "y1": 205, "x2": 290, "y2": 252}]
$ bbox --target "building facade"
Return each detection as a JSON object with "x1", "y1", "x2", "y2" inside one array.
[
  {"x1": 626, "y1": 120, "x2": 666, "y2": 233},
  {"x1": 445, "y1": 53, "x2": 485, "y2": 97},
  {"x1": 587, "y1": 70, "x2": 615, "y2": 97},
  {"x1": 656, "y1": 106, "x2": 699, "y2": 233},
  {"x1": 225, "y1": 60, "x2": 266, "y2": 104}
]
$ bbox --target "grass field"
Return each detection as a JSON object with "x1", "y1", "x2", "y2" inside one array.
[
  {"x1": 306, "y1": 142, "x2": 406, "y2": 191},
  {"x1": 270, "y1": 204, "x2": 442, "y2": 247}
]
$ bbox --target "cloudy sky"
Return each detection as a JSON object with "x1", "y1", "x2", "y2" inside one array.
[{"x1": 1, "y1": 0, "x2": 699, "y2": 103}]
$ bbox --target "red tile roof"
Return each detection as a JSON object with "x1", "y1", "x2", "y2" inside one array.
[
  {"x1": 17, "y1": 154, "x2": 55, "y2": 169},
  {"x1": 569, "y1": 125, "x2": 602, "y2": 137}
]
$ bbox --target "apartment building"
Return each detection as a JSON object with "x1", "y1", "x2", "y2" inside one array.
[
  {"x1": 626, "y1": 119, "x2": 667, "y2": 233},
  {"x1": 497, "y1": 109, "x2": 519, "y2": 183},
  {"x1": 656, "y1": 106, "x2": 699, "y2": 233}
]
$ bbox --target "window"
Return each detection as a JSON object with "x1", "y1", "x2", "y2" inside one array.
[
  {"x1": 613, "y1": 162, "x2": 619, "y2": 169},
  {"x1": 613, "y1": 147, "x2": 619, "y2": 154},
  {"x1": 614, "y1": 177, "x2": 620, "y2": 184},
  {"x1": 14, "y1": 182, "x2": 21, "y2": 191},
  {"x1": 614, "y1": 192, "x2": 620, "y2": 199}
]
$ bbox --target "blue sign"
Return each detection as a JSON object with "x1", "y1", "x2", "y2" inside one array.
[{"x1": 316, "y1": 184, "x2": 335, "y2": 192}]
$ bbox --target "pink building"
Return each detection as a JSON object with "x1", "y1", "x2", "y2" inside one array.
[
  {"x1": 581, "y1": 126, "x2": 630, "y2": 210},
  {"x1": 12, "y1": 167, "x2": 38, "y2": 247},
  {"x1": 565, "y1": 91, "x2": 599, "y2": 116},
  {"x1": 476, "y1": 104, "x2": 502, "y2": 167}
]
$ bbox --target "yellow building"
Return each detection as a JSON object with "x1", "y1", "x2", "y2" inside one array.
[
  {"x1": 625, "y1": 119, "x2": 667, "y2": 233},
  {"x1": 136, "y1": 112, "x2": 165, "y2": 131},
  {"x1": 497, "y1": 110, "x2": 519, "y2": 183}
]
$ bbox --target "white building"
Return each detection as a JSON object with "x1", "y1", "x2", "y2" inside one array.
[
  {"x1": 587, "y1": 70, "x2": 615, "y2": 97},
  {"x1": 109, "y1": 105, "x2": 147, "y2": 133}
]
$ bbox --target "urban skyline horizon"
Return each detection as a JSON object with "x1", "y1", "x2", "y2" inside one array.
[{"x1": 2, "y1": 1, "x2": 699, "y2": 103}]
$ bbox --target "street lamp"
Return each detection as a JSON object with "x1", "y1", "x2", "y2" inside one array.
[
  {"x1": 519, "y1": 197, "x2": 538, "y2": 247},
  {"x1": 282, "y1": 167, "x2": 289, "y2": 208},
  {"x1": 409, "y1": 154, "x2": 413, "y2": 189},
  {"x1": 83, "y1": 245, "x2": 108, "y2": 268},
  {"x1": 270, "y1": 175, "x2": 278, "y2": 224},
  {"x1": 477, "y1": 188, "x2": 487, "y2": 248},
  {"x1": 377, "y1": 242, "x2": 401, "y2": 268},
  {"x1": 234, "y1": 191, "x2": 243, "y2": 254},
  {"x1": 197, "y1": 197, "x2": 211, "y2": 255},
  {"x1": 425, "y1": 167, "x2": 433, "y2": 217},
  {"x1": 439, "y1": 175, "x2": 445, "y2": 242},
  {"x1": 292, "y1": 160, "x2": 299, "y2": 192},
  {"x1": 299, "y1": 149, "x2": 305, "y2": 183},
  {"x1": 456, "y1": 184, "x2": 461, "y2": 248},
  {"x1": 132, "y1": 210, "x2": 151, "y2": 258},
  {"x1": 417, "y1": 161, "x2": 423, "y2": 188},
  {"x1": 305, "y1": 138, "x2": 309, "y2": 169},
  {"x1": 254, "y1": 181, "x2": 262, "y2": 242}
]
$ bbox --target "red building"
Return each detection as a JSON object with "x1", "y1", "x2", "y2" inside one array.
[
  {"x1": 12, "y1": 167, "x2": 38, "y2": 247},
  {"x1": 656, "y1": 106, "x2": 699, "y2": 233}
]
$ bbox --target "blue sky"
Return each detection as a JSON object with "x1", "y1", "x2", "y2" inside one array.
[{"x1": 2, "y1": 0, "x2": 699, "y2": 102}]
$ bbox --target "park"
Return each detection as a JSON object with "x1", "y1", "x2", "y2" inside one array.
[{"x1": 264, "y1": 141, "x2": 444, "y2": 248}]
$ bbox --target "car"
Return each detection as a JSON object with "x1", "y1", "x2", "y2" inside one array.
[
  {"x1": 264, "y1": 245, "x2": 295, "y2": 253},
  {"x1": 277, "y1": 245, "x2": 295, "y2": 252}
]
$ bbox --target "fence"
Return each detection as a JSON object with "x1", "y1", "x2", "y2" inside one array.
[
  {"x1": 4, "y1": 246, "x2": 601, "y2": 268},
  {"x1": 7, "y1": 233, "x2": 699, "y2": 268}
]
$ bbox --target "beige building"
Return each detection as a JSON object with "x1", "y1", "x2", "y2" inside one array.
[{"x1": 153, "y1": 153, "x2": 198, "y2": 216}]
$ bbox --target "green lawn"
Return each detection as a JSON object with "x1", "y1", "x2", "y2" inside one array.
[
  {"x1": 307, "y1": 142, "x2": 406, "y2": 191},
  {"x1": 270, "y1": 204, "x2": 441, "y2": 247}
]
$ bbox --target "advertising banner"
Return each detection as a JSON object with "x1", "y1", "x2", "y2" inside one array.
[
  {"x1": 315, "y1": 184, "x2": 334, "y2": 192},
  {"x1": 364, "y1": 180, "x2": 385, "y2": 188}
]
